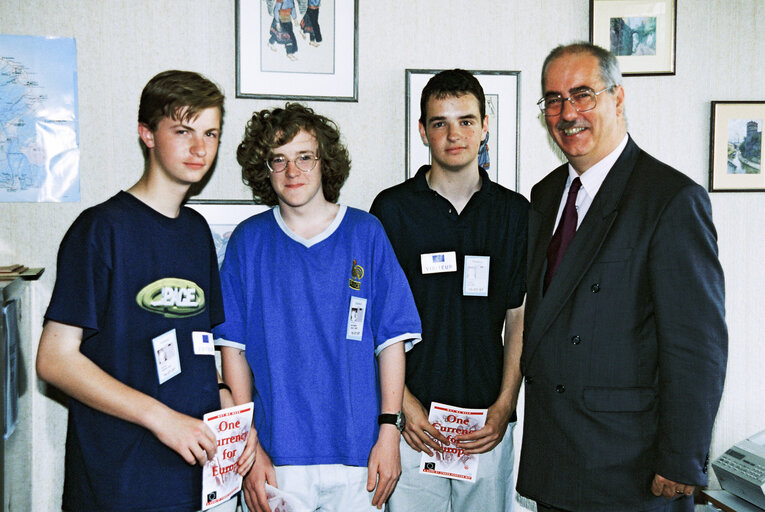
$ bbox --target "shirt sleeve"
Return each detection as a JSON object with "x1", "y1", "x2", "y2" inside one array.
[
  {"x1": 212, "y1": 226, "x2": 248, "y2": 347},
  {"x1": 505, "y1": 195, "x2": 530, "y2": 310},
  {"x1": 368, "y1": 221, "x2": 422, "y2": 356},
  {"x1": 45, "y1": 209, "x2": 111, "y2": 334}
]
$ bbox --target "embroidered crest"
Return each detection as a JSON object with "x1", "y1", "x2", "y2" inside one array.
[{"x1": 349, "y1": 259, "x2": 364, "y2": 290}]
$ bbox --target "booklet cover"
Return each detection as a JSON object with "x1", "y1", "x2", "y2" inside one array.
[
  {"x1": 202, "y1": 402, "x2": 254, "y2": 510},
  {"x1": 419, "y1": 401, "x2": 487, "y2": 482}
]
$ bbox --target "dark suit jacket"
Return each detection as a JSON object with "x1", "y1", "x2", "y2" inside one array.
[{"x1": 517, "y1": 137, "x2": 727, "y2": 511}]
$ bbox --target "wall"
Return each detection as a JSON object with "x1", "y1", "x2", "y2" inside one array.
[{"x1": 0, "y1": 1, "x2": 763, "y2": 509}]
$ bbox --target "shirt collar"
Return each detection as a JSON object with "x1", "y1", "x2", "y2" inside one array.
[
  {"x1": 413, "y1": 165, "x2": 494, "y2": 196},
  {"x1": 567, "y1": 133, "x2": 629, "y2": 198}
]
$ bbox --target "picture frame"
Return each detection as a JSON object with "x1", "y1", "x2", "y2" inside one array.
[
  {"x1": 708, "y1": 101, "x2": 765, "y2": 192},
  {"x1": 590, "y1": 0, "x2": 677, "y2": 76},
  {"x1": 236, "y1": 0, "x2": 358, "y2": 101},
  {"x1": 405, "y1": 69, "x2": 521, "y2": 191},
  {"x1": 186, "y1": 200, "x2": 269, "y2": 267}
]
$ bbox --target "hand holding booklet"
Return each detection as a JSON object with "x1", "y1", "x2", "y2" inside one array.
[
  {"x1": 201, "y1": 402, "x2": 254, "y2": 510},
  {"x1": 419, "y1": 401, "x2": 487, "y2": 483}
]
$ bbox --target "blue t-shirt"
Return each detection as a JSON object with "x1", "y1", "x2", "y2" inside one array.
[
  {"x1": 214, "y1": 206, "x2": 421, "y2": 466},
  {"x1": 45, "y1": 192, "x2": 224, "y2": 512}
]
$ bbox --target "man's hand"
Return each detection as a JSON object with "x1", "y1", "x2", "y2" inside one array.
[
  {"x1": 236, "y1": 426, "x2": 260, "y2": 476},
  {"x1": 651, "y1": 473, "x2": 695, "y2": 499},
  {"x1": 401, "y1": 388, "x2": 450, "y2": 456},
  {"x1": 454, "y1": 400, "x2": 512, "y2": 455},
  {"x1": 243, "y1": 442, "x2": 277, "y2": 512},
  {"x1": 367, "y1": 425, "x2": 401, "y2": 509},
  {"x1": 147, "y1": 407, "x2": 217, "y2": 465}
]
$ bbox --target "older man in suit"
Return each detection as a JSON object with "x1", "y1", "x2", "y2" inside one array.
[{"x1": 517, "y1": 42, "x2": 728, "y2": 512}]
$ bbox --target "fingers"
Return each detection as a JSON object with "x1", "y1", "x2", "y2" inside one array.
[
  {"x1": 367, "y1": 459, "x2": 401, "y2": 508},
  {"x1": 651, "y1": 474, "x2": 695, "y2": 499},
  {"x1": 237, "y1": 427, "x2": 260, "y2": 475},
  {"x1": 455, "y1": 424, "x2": 502, "y2": 454}
]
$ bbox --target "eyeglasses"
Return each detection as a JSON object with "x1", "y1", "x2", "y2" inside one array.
[
  {"x1": 266, "y1": 153, "x2": 320, "y2": 173},
  {"x1": 537, "y1": 86, "x2": 616, "y2": 116}
]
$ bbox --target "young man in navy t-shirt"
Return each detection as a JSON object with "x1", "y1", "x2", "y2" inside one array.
[{"x1": 36, "y1": 71, "x2": 255, "y2": 511}]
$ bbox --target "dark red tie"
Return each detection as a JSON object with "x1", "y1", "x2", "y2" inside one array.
[{"x1": 544, "y1": 177, "x2": 581, "y2": 292}]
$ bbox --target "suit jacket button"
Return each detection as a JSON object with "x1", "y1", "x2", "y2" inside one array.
[
  {"x1": 591, "y1": 283, "x2": 600, "y2": 293},
  {"x1": 525, "y1": 376, "x2": 534, "y2": 384},
  {"x1": 571, "y1": 335, "x2": 581, "y2": 345},
  {"x1": 555, "y1": 385, "x2": 565, "y2": 393}
]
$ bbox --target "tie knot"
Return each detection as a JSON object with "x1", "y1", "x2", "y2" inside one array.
[{"x1": 569, "y1": 177, "x2": 582, "y2": 196}]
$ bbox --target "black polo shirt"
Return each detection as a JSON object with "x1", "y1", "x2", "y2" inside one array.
[{"x1": 370, "y1": 165, "x2": 528, "y2": 410}]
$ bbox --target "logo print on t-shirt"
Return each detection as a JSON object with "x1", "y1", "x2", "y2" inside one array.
[
  {"x1": 136, "y1": 278, "x2": 206, "y2": 318},
  {"x1": 349, "y1": 259, "x2": 364, "y2": 290}
]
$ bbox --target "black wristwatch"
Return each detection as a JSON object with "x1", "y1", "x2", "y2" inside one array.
[{"x1": 378, "y1": 411, "x2": 406, "y2": 432}]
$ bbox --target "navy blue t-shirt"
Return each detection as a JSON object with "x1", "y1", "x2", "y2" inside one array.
[
  {"x1": 371, "y1": 166, "x2": 529, "y2": 410},
  {"x1": 45, "y1": 192, "x2": 224, "y2": 512}
]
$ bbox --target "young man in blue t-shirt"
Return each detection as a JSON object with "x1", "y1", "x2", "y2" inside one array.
[
  {"x1": 215, "y1": 103, "x2": 421, "y2": 512},
  {"x1": 36, "y1": 70, "x2": 254, "y2": 511}
]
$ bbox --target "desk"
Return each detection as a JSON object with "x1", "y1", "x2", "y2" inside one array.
[{"x1": 701, "y1": 490, "x2": 764, "y2": 512}]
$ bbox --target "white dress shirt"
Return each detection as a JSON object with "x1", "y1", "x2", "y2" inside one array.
[{"x1": 552, "y1": 134, "x2": 629, "y2": 231}]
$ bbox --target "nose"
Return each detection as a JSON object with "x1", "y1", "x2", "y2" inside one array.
[
  {"x1": 560, "y1": 97, "x2": 578, "y2": 121},
  {"x1": 447, "y1": 122, "x2": 460, "y2": 140},
  {"x1": 285, "y1": 160, "x2": 301, "y2": 177},
  {"x1": 190, "y1": 135, "x2": 207, "y2": 157}
]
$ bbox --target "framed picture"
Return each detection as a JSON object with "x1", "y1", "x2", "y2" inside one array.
[
  {"x1": 186, "y1": 200, "x2": 269, "y2": 267},
  {"x1": 709, "y1": 101, "x2": 765, "y2": 192},
  {"x1": 590, "y1": 0, "x2": 676, "y2": 75},
  {"x1": 405, "y1": 69, "x2": 520, "y2": 191},
  {"x1": 236, "y1": 0, "x2": 358, "y2": 101}
]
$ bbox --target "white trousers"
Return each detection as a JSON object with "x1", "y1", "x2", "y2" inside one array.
[
  {"x1": 240, "y1": 464, "x2": 378, "y2": 512},
  {"x1": 388, "y1": 423, "x2": 516, "y2": 512}
]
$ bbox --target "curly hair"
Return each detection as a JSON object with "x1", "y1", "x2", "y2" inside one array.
[{"x1": 237, "y1": 103, "x2": 351, "y2": 206}]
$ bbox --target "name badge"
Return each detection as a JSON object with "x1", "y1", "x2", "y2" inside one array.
[
  {"x1": 420, "y1": 251, "x2": 458, "y2": 274},
  {"x1": 347, "y1": 296, "x2": 367, "y2": 341},
  {"x1": 463, "y1": 255, "x2": 490, "y2": 296},
  {"x1": 152, "y1": 329, "x2": 182, "y2": 385},
  {"x1": 192, "y1": 331, "x2": 215, "y2": 356}
]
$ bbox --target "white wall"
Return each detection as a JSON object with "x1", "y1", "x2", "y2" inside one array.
[{"x1": 0, "y1": 0, "x2": 763, "y2": 509}]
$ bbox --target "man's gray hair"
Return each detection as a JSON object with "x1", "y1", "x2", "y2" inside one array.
[{"x1": 541, "y1": 42, "x2": 623, "y2": 92}]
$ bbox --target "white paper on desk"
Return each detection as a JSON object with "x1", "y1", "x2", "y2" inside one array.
[
  {"x1": 201, "y1": 402, "x2": 254, "y2": 510},
  {"x1": 266, "y1": 483, "x2": 310, "y2": 512},
  {"x1": 419, "y1": 401, "x2": 487, "y2": 483}
]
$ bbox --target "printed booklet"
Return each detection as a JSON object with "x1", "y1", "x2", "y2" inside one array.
[
  {"x1": 202, "y1": 402, "x2": 254, "y2": 510},
  {"x1": 419, "y1": 401, "x2": 487, "y2": 482}
]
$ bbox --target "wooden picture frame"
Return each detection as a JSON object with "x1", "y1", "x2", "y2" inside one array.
[
  {"x1": 590, "y1": 0, "x2": 677, "y2": 75},
  {"x1": 709, "y1": 101, "x2": 764, "y2": 192},
  {"x1": 236, "y1": 0, "x2": 358, "y2": 101}
]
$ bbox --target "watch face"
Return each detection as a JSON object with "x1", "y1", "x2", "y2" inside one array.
[{"x1": 397, "y1": 411, "x2": 406, "y2": 431}]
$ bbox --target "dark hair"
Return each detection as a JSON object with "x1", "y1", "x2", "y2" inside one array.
[
  {"x1": 237, "y1": 103, "x2": 351, "y2": 206},
  {"x1": 541, "y1": 42, "x2": 623, "y2": 92},
  {"x1": 138, "y1": 70, "x2": 225, "y2": 159},
  {"x1": 419, "y1": 69, "x2": 486, "y2": 125}
]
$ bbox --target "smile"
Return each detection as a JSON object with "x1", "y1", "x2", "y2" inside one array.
[{"x1": 562, "y1": 127, "x2": 586, "y2": 136}]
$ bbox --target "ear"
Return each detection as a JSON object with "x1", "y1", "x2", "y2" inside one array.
[
  {"x1": 418, "y1": 121, "x2": 429, "y2": 146},
  {"x1": 481, "y1": 114, "x2": 489, "y2": 142},
  {"x1": 138, "y1": 123, "x2": 155, "y2": 149},
  {"x1": 614, "y1": 85, "x2": 625, "y2": 117}
]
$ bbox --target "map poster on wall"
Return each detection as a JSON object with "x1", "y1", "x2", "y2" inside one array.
[{"x1": 0, "y1": 34, "x2": 80, "y2": 202}]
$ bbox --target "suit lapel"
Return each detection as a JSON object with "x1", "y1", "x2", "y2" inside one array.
[{"x1": 524, "y1": 138, "x2": 642, "y2": 365}]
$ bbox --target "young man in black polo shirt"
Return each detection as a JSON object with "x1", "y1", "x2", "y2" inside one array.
[{"x1": 370, "y1": 69, "x2": 529, "y2": 511}]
